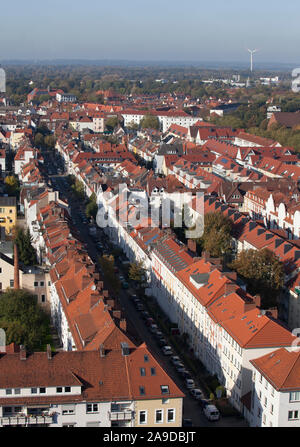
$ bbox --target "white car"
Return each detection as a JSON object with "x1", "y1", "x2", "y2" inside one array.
[
  {"x1": 185, "y1": 378, "x2": 195, "y2": 389},
  {"x1": 171, "y1": 356, "x2": 181, "y2": 365},
  {"x1": 190, "y1": 388, "x2": 204, "y2": 400},
  {"x1": 203, "y1": 405, "x2": 220, "y2": 421},
  {"x1": 162, "y1": 346, "x2": 173, "y2": 356}
]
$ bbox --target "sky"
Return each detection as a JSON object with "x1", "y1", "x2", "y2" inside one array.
[{"x1": 1, "y1": 0, "x2": 300, "y2": 64}]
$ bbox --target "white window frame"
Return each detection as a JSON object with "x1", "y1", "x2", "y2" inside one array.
[
  {"x1": 139, "y1": 410, "x2": 147, "y2": 425},
  {"x1": 155, "y1": 409, "x2": 163, "y2": 424},
  {"x1": 167, "y1": 408, "x2": 175, "y2": 423}
]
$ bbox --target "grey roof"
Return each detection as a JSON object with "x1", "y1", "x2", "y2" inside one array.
[{"x1": 0, "y1": 196, "x2": 16, "y2": 207}]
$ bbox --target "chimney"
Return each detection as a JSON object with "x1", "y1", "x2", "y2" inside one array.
[
  {"x1": 20, "y1": 345, "x2": 26, "y2": 361},
  {"x1": 113, "y1": 310, "x2": 121, "y2": 319},
  {"x1": 99, "y1": 344, "x2": 105, "y2": 357},
  {"x1": 187, "y1": 239, "x2": 197, "y2": 253},
  {"x1": 120, "y1": 319, "x2": 127, "y2": 332},
  {"x1": 254, "y1": 294, "x2": 261, "y2": 307},
  {"x1": 266, "y1": 308, "x2": 278, "y2": 319},
  {"x1": 46, "y1": 344, "x2": 52, "y2": 360},
  {"x1": 14, "y1": 244, "x2": 20, "y2": 290},
  {"x1": 98, "y1": 281, "x2": 104, "y2": 289},
  {"x1": 107, "y1": 299, "x2": 115, "y2": 309},
  {"x1": 202, "y1": 251, "x2": 210, "y2": 262},
  {"x1": 103, "y1": 290, "x2": 108, "y2": 298},
  {"x1": 224, "y1": 282, "x2": 238, "y2": 296}
]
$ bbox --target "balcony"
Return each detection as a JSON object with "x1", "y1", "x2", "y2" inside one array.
[
  {"x1": 108, "y1": 410, "x2": 133, "y2": 421},
  {"x1": 1, "y1": 414, "x2": 54, "y2": 426}
]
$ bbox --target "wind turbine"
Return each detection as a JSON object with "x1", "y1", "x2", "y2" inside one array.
[{"x1": 248, "y1": 49, "x2": 258, "y2": 72}]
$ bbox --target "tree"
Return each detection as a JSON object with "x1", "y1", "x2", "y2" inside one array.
[
  {"x1": 14, "y1": 228, "x2": 37, "y2": 266},
  {"x1": 85, "y1": 193, "x2": 98, "y2": 220},
  {"x1": 230, "y1": 248, "x2": 284, "y2": 308},
  {"x1": 140, "y1": 114, "x2": 160, "y2": 130},
  {"x1": 196, "y1": 212, "x2": 233, "y2": 258},
  {"x1": 71, "y1": 179, "x2": 85, "y2": 200},
  {"x1": 128, "y1": 261, "x2": 146, "y2": 283},
  {"x1": 0, "y1": 289, "x2": 50, "y2": 350},
  {"x1": 44, "y1": 134, "x2": 56, "y2": 149},
  {"x1": 34, "y1": 132, "x2": 44, "y2": 148},
  {"x1": 4, "y1": 175, "x2": 19, "y2": 196},
  {"x1": 105, "y1": 116, "x2": 119, "y2": 132},
  {"x1": 99, "y1": 254, "x2": 120, "y2": 292}
]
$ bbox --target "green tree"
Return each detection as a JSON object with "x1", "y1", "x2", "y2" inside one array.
[
  {"x1": 14, "y1": 228, "x2": 37, "y2": 266},
  {"x1": 140, "y1": 114, "x2": 160, "y2": 130},
  {"x1": 99, "y1": 254, "x2": 120, "y2": 292},
  {"x1": 0, "y1": 289, "x2": 50, "y2": 350},
  {"x1": 85, "y1": 193, "x2": 98, "y2": 220},
  {"x1": 34, "y1": 132, "x2": 44, "y2": 148},
  {"x1": 197, "y1": 212, "x2": 233, "y2": 258},
  {"x1": 44, "y1": 134, "x2": 56, "y2": 149},
  {"x1": 4, "y1": 176, "x2": 19, "y2": 196},
  {"x1": 128, "y1": 261, "x2": 146, "y2": 283},
  {"x1": 105, "y1": 116, "x2": 119, "y2": 131},
  {"x1": 230, "y1": 248, "x2": 284, "y2": 308},
  {"x1": 71, "y1": 179, "x2": 85, "y2": 200}
]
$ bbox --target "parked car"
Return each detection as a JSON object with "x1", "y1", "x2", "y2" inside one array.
[
  {"x1": 171, "y1": 356, "x2": 181, "y2": 366},
  {"x1": 145, "y1": 318, "x2": 154, "y2": 327},
  {"x1": 150, "y1": 324, "x2": 159, "y2": 334},
  {"x1": 181, "y1": 370, "x2": 192, "y2": 379},
  {"x1": 136, "y1": 303, "x2": 144, "y2": 311},
  {"x1": 141, "y1": 311, "x2": 149, "y2": 320},
  {"x1": 175, "y1": 361, "x2": 185, "y2": 371},
  {"x1": 154, "y1": 331, "x2": 163, "y2": 339},
  {"x1": 199, "y1": 399, "x2": 210, "y2": 410},
  {"x1": 190, "y1": 388, "x2": 204, "y2": 400},
  {"x1": 157, "y1": 337, "x2": 167, "y2": 347},
  {"x1": 185, "y1": 378, "x2": 195, "y2": 389},
  {"x1": 203, "y1": 405, "x2": 220, "y2": 421},
  {"x1": 122, "y1": 281, "x2": 129, "y2": 289},
  {"x1": 162, "y1": 346, "x2": 173, "y2": 356},
  {"x1": 176, "y1": 365, "x2": 186, "y2": 374}
]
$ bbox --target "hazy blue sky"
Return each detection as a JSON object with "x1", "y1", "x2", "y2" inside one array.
[{"x1": 1, "y1": 0, "x2": 300, "y2": 63}]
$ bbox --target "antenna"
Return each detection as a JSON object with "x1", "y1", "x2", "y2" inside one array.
[{"x1": 247, "y1": 49, "x2": 259, "y2": 72}]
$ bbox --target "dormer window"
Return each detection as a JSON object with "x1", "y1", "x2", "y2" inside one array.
[{"x1": 161, "y1": 385, "x2": 169, "y2": 395}]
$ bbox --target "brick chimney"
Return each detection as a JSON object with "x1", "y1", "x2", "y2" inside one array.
[
  {"x1": 20, "y1": 345, "x2": 26, "y2": 361},
  {"x1": 120, "y1": 319, "x2": 127, "y2": 332},
  {"x1": 14, "y1": 244, "x2": 20, "y2": 290},
  {"x1": 254, "y1": 294, "x2": 261, "y2": 307},
  {"x1": 99, "y1": 344, "x2": 105, "y2": 357},
  {"x1": 113, "y1": 310, "x2": 121, "y2": 319},
  {"x1": 103, "y1": 290, "x2": 108, "y2": 298},
  {"x1": 224, "y1": 282, "x2": 238, "y2": 296},
  {"x1": 266, "y1": 308, "x2": 278, "y2": 319},
  {"x1": 187, "y1": 239, "x2": 197, "y2": 253},
  {"x1": 107, "y1": 299, "x2": 115, "y2": 309},
  {"x1": 202, "y1": 251, "x2": 210, "y2": 262}
]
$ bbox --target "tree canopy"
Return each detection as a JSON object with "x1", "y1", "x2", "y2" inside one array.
[
  {"x1": 140, "y1": 114, "x2": 160, "y2": 130},
  {"x1": 128, "y1": 261, "x2": 146, "y2": 283},
  {"x1": 196, "y1": 211, "x2": 233, "y2": 258},
  {"x1": 4, "y1": 175, "x2": 19, "y2": 197},
  {"x1": 14, "y1": 227, "x2": 37, "y2": 266},
  {"x1": 0, "y1": 289, "x2": 50, "y2": 350},
  {"x1": 230, "y1": 248, "x2": 284, "y2": 308},
  {"x1": 85, "y1": 193, "x2": 98, "y2": 220}
]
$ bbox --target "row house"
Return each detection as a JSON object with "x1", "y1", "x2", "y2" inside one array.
[{"x1": 0, "y1": 344, "x2": 184, "y2": 427}]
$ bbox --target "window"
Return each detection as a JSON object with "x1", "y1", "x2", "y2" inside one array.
[
  {"x1": 161, "y1": 385, "x2": 169, "y2": 395},
  {"x1": 270, "y1": 404, "x2": 274, "y2": 415},
  {"x1": 139, "y1": 410, "x2": 147, "y2": 425},
  {"x1": 65, "y1": 387, "x2": 71, "y2": 393},
  {"x1": 288, "y1": 410, "x2": 299, "y2": 420},
  {"x1": 14, "y1": 389, "x2": 21, "y2": 395},
  {"x1": 62, "y1": 405, "x2": 75, "y2": 415},
  {"x1": 86, "y1": 403, "x2": 98, "y2": 413},
  {"x1": 34, "y1": 281, "x2": 38, "y2": 287},
  {"x1": 140, "y1": 368, "x2": 146, "y2": 377},
  {"x1": 155, "y1": 409, "x2": 163, "y2": 423},
  {"x1": 10, "y1": 280, "x2": 14, "y2": 288},
  {"x1": 151, "y1": 367, "x2": 156, "y2": 376},
  {"x1": 144, "y1": 355, "x2": 149, "y2": 362},
  {"x1": 0, "y1": 268, "x2": 2, "y2": 273},
  {"x1": 139, "y1": 386, "x2": 145, "y2": 396},
  {"x1": 56, "y1": 387, "x2": 63, "y2": 393},
  {"x1": 40, "y1": 281, "x2": 44, "y2": 287},
  {"x1": 5, "y1": 389, "x2": 12, "y2": 395},
  {"x1": 48, "y1": 281, "x2": 51, "y2": 286},
  {"x1": 167, "y1": 408, "x2": 175, "y2": 422},
  {"x1": 31, "y1": 388, "x2": 37, "y2": 394},
  {"x1": 41, "y1": 295, "x2": 46, "y2": 303},
  {"x1": 290, "y1": 391, "x2": 300, "y2": 402},
  {"x1": 264, "y1": 397, "x2": 267, "y2": 407},
  {"x1": 39, "y1": 388, "x2": 46, "y2": 394}
]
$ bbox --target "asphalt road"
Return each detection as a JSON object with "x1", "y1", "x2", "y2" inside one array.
[{"x1": 45, "y1": 154, "x2": 248, "y2": 428}]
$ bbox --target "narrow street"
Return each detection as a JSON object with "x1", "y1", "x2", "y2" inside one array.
[{"x1": 44, "y1": 152, "x2": 248, "y2": 428}]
